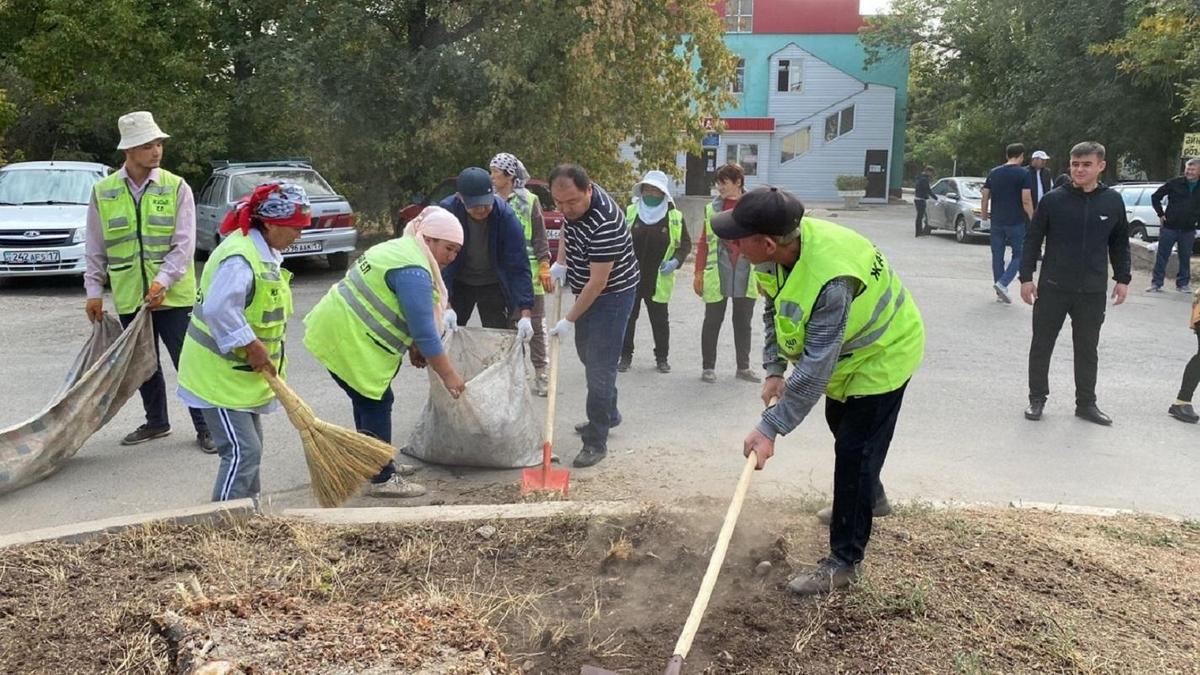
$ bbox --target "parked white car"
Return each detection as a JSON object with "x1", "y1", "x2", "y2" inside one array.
[
  {"x1": 1111, "y1": 182, "x2": 1163, "y2": 242},
  {"x1": 0, "y1": 161, "x2": 110, "y2": 278}
]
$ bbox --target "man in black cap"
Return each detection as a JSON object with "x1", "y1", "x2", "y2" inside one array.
[{"x1": 711, "y1": 187, "x2": 926, "y2": 595}]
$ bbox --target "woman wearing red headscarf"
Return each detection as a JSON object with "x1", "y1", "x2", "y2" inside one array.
[{"x1": 177, "y1": 182, "x2": 309, "y2": 501}]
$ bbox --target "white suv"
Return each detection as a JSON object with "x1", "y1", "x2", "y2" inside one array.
[{"x1": 0, "y1": 161, "x2": 110, "y2": 277}]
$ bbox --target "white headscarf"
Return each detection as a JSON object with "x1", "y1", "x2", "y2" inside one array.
[
  {"x1": 403, "y1": 206, "x2": 462, "y2": 332},
  {"x1": 633, "y1": 170, "x2": 673, "y2": 225}
]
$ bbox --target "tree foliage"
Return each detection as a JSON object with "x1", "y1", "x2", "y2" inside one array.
[{"x1": 0, "y1": 0, "x2": 734, "y2": 216}]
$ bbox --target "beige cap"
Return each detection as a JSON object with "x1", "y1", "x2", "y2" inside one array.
[{"x1": 116, "y1": 111, "x2": 170, "y2": 150}]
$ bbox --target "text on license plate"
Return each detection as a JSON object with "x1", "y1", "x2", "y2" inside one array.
[
  {"x1": 283, "y1": 241, "x2": 324, "y2": 254},
  {"x1": 4, "y1": 250, "x2": 61, "y2": 264}
]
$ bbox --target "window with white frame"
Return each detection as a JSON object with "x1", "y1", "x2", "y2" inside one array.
[
  {"x1": 780, "y1": 127, "x2": 811, "y2": 163},
  {"x1": 776, "y1": 59, "x2": 802, "y2": 93},
  {"x1": 824, "y1": 105, "x2": 856, "y2": 142},
  {"x1": 727, "y1": 143, "x2": 759, "y2": 176},
  {"x1": 724, "y1": 0, "x2": 753, "y2": 33},
  {"x1": 730, "y1": 58, "x2": 745, "y2": 93}
]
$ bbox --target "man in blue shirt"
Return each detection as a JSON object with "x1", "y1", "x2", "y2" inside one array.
[{"x1": 981, "y1": 143, "x2": 1029, "y2": 304}]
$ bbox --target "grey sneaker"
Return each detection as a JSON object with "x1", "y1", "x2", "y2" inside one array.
[
  {"x1": 993, "y1": 282, "x2": 1012, "y2": 304},
  {"x1": 533, "y1": 372, "x2": 549, "y2": 397},
  {"x1": 1146, "y1": 284, "x2": 1163, "y2": 293},
  {"x1": 121, "y1": 424, "x2": 171, "y2": 446},
  {"x1": 787, "y1": 557, "x2": 860, "y2": 596},
  {"x1": 736, "y1": 369, "x2": 762, "y2": 383},
  {"x1": 816, "y1": 495, "x2": 893, "y2": 525},
  {"x1": 701, "y1": 369, "x2": 717, "y2": 383},
  {"x1": 656, "y1": 360, "x2": 671, "y2": 373},
  {"x1": 196, "y1": 430, "x2": 217, "y2": 454},
  {"x1": 1179, "y1": 285, "x2": 1194, "y2": 293},
  {"x1": 368, "y1": 475, "x2": 426, "y2": 498},
  {"x1": 617, "y1": 356, "x2": 632, "y2": 373}
]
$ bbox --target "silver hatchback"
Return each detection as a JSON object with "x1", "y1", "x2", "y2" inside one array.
[{"x1": 923, "y1": 177, "x2": 991, "y2": 243}]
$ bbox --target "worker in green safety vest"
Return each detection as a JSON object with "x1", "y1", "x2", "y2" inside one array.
[
  {"x1": 489, "y1": 153, "x2": 554, "y2": 396},
  {"x1": 177, "y1": 182, "x2": 310, "y2": 501},
  {"x1": 711, "y1": 187, "x2": 925, "y2": 597},
  {"x1": 694, "y1": 163, "x2": 761, "y2": 385},
  {"x1": 83, "y1": 111, "x2": 213, "y2": 452},
  {"x1": 620, "y1": 170, "x2": 690, "y2": 373}
]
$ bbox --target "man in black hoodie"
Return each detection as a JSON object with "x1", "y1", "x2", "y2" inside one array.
[{"x1": 1019, "y1": 141, "x2": 1131, "y2": 426}]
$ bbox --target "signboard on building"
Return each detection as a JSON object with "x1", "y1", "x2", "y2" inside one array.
[
  {"x1": 1183, "y1": 133, "x2": 1200, "y2": 158},
  {"x1": 702, "y1": 133, "x2": 720, "y2": 148}
]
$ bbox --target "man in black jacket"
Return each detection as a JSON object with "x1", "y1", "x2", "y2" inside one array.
[
  {"x1": 913, "y1": 166, "x2": 936, "y2": 237},
  {"x1": 1019, "y1": 141, "x2": 1131, "y2": 426},
  {"x1": 1147, "y1": 158, "x2": 1200, "y2": 293}
]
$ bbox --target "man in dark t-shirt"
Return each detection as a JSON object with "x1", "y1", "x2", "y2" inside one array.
[
  {"x1": 981, "y1": 143, "x2": 1028, "y2": 304},
  {"x1": 913, "y1": 166, "x2": 936, "y2": 237}
]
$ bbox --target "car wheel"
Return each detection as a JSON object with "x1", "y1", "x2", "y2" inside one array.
[
  {"x1": 327, "y1": 252, "x2": 351, "y2": 271},
  {"x1": 954, "y1": 216, "x2": 968, "y2": 243},
  {"x1": 1130, "y1": 224, "x2": 1148, "y2": 241}
]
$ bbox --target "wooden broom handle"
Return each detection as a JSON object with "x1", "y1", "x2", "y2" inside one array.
[
  {"x1": 542, "y1": 288, "x2": 564, "y2": 448},
  {"x1": 672, "y1": 396, "x2": 778, "y2": 660}
]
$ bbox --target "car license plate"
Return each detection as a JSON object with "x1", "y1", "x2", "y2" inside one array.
[
  {"x1": 546, "y1": 229, "x2": 561, "y2": 240},
  {"x1": 3, "y1": 250, "x2": 60, "y2": 264},
  {"x1": 283, "y1": 241, "x2": 323, "y2": 254}
]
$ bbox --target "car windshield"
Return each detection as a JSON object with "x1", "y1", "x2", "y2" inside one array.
[
  {"x1": 0, "y1": 168, "x2": 103, "y2": 205},
  {"x1": 229, "y1": 169, "x2": 336, "y2": 201},
  {"x1": 957, "y1": 180, "x2": 985, "y2": 200}
]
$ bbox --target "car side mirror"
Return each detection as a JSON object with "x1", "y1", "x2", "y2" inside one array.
[{"x1": 946, "y1": 192, "x2": 959, "y2": 201}]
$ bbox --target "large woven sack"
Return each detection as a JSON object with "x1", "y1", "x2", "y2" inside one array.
[{"x1": 403, "y1": 327, "x2": 539, "y2": 468}]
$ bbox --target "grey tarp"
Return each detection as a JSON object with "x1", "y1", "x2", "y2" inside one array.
[
  {"x1": 0, "y1": 310, "x2": 157, "y2": 495},
  {"x1": 403, "y1": 327, "x2": 540, "y2": 468}
]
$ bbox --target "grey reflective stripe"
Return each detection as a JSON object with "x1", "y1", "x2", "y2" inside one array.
[
  {"x1": 336, "y1": 282, "x2": 409, "y2": 353},
  {"x1": 260, "y1": 269, "x2": 281, "y2": 281},
  {"x1": 143, "y1": 251, "x2": 167, "y2": 262},
  {"x1": 259, "y1": 335, "x2": 282, "y2": 343},
  {"x1": 146, "y1": 215, "x2": 174, "y2": 226},
  {"x1": 777, "y1": 300, "x2": 805, "y2": 323},
  {"x1": 261, "y1": 308, "x2": 285, "y2": 323},
  {"x1": 142, "y1": 235, "x2": 174, "y2": 246},
  {"x1": 104, "y1": 231, "x2": 138, "y2": 247},
  {"x1": 107, "y1": 254, "x2": 137, "y2": 265},
  {"x1": 107, "y1": 216, "x2": 130, "y2": 228},
  {"x1": 842, "y1": 288, "x2": 907, "y2": 353},
  {"x1": 187, "y1": 323, "x2": 238, "y2": 362},
  {"x1": 845, "y1": 284, "x2": 894, "y2": 346},
  {"x1": 146, "y1": 185, "x2": 174, "y2": 195},
  {"x1": 99, "y1": 189, "x2": 123, "y2": 199},
  {"x1": 346, "y1": 267, "x2": 410, "y2": 336}
]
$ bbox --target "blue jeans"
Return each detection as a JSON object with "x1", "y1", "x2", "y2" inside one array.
[
  {"x1": 990, "y1": 222, "x2": 1025, "y2": 286},
  {"x1": 329, "y1": 370, "x2": 397, "y2": 483},
  {"x1": 574, "y1": 287, "x2": 636, "y2": 451},
  {"x1": 1151, "y1": 227, "x2": 1195, "y2": 289}
]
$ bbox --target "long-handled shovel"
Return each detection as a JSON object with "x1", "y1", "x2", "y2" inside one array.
[
  {"x1": 581, "y1": 398, "x2": 776, "y2": 675},
  {"x1": 521, "y1": 287, "x2": 570, "y2": 496}
]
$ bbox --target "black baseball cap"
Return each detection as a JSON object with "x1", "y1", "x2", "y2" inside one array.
[
  {"x1": 710, "y1": 186, "x2": 805, "y2": 240},
  {"x1": 457, "y1": 167, "x2": 495, "y2": 209}
]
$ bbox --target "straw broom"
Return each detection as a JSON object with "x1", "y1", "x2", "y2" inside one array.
[{"x1": 263, "y1": 372, "x2": 395, "y2": 508}]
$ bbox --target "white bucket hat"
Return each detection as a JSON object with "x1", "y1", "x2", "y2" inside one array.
[
  {"x1": 633, "y1": 169, "x2": 674, "y2": 203},
  {"x1": 116, "y1": 111, "x2": 170, "y2": 150}
]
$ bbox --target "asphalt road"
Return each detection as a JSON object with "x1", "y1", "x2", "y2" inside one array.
[{"x1": 3, "y1": 203, "x2": 1198, "y2": 534}]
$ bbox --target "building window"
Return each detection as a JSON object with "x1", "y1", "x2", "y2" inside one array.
[
  {"x1": 776, "y1": 59, "x2": 802, "y2": 93},
  {"x1": 727, "y1": 143, "x2": 759, "y2": 176},
  {"x1": 731, "y1": 58, "x2": 745, "y2": 94},
  {"x1": 780, "y1": 127, "x2": 811, "y2": 163},
  {"x1": 824, "y1": 104, "x2": 856, "y2": 142},
  {"x1": 724, "y1": 0, "x2": 753, "y2": 33}
]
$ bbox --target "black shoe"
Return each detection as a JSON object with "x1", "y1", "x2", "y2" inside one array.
[
  {"x1": 1169, "y1": 403, "x2": 1200, "y2": 424},
  {"x1": 656, "y1": 360, "x2": 671, "y2": 373},
  {"x1": 572, "y1": 445, "x2": 608, "y2": 468},
  {"x1": 617, "y1": 356, "x2": 632, "y2": 373},
  {"x1": 121, "y1": 424, "x2": 171, "y2": 446},
  {"x1": 1074, "y1": 404, "x2": 1113, "y2": 426},
  {"x1": 1024, "y1": 399, "x2": 1045, "y2": 421},
  {"x1": 196, "y1": 430, "x2": 217, "y2": 454}
]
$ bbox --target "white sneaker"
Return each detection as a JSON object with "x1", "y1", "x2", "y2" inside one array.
[
  {"x1": 368, "y1": 475, "x2": 426, "y2": 498},
  {"x1": 993, "y1": 282, "x2": 1012, "y2": 304}
]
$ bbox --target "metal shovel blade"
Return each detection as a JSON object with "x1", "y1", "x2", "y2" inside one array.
[{"x1": 520, "y1": 441, "x2": 570, "y2": 496}]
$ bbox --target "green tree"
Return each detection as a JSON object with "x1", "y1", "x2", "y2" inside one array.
[{"x1": 1096, "y1": 0, "x2": 1200, "y2": 126}]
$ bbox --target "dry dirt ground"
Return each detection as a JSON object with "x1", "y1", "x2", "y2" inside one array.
[{"x1": 1, "y1": 502, "x2": 1198, "y2": 674}]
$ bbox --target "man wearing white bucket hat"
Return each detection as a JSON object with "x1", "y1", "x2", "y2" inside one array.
[{"x1": 84, "y1": 111, "x2": 212, "y2": 452}]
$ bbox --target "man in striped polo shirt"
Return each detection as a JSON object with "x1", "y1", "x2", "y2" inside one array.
[{"x1": 548, "y1": 164, "x2": 640, "y2": 468}]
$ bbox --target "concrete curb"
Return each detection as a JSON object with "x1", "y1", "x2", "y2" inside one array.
[
  {"x1": 279, "y1": 500, "x2": 648, "y2": 525},
  {"x1": 919, "y1": 498, "x2": 1183, "y2": 522},
  {"x1": 0, "y1": 498, "x2": 258, "y2": 549}
]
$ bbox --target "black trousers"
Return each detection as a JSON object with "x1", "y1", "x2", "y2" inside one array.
[
  {"x1": 825, "y1": 381, "x2": 907, "y2": 566},
  {"x1": 451, "y1": 282, "x2": 509, "y2": 329},
  {"x1": 119, "y1": 306, "x2": 206, "y2": 432},
  {"x1": 621, "y1": 296, "x2": 670, "y2": 361},
  {"x1": 1177, "y1": 329, "x2": 1200, "y2": 402},
  {"x1": 701, "y1": 296, "x2": 755, "y2": 370},
  {"x1": 914, "y1": 199, "x2": 928, "y2": 236},
  {"x1": 1028, "y1": 288, "x2": 1106, "y2": 406}
]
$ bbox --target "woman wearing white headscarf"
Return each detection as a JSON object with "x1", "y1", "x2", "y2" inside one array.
[
  {"x1": 303, "y1": 206, "x2": 467, "y2": 498},
  {"x1": 620, "y1": 170, "x2": 691, "y2": 373}
]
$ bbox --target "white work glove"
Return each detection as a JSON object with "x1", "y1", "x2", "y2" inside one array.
[
  {"x1": 549, "y1": 262, "x2": 569, "y2": 287},
  {"x1": 516, "y1": 316, "x2": 534, "y2": 341},
  {"x1": 659, "y1": 259, "x2": 680, "y2": 274},
  {"x1": 548, "y1": 318, "x2": 574, "y2": 338},
  {"x1": 443, "y1": 308, "x2": 459, "y2": 333}
]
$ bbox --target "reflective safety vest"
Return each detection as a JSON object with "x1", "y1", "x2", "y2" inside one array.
[
  {"x1": 626, "y1": 204, "x2": 683, "y2": 303},
  {"x1": 508, "y1": 189, "x2": 544, "y2": 296},
  {"x1": 93, "y1": 170, "x2": 197, "y2": 314},
  {"x1": 177, "y1": 230, "x2": 293, "y2": 410},
  {"x1": 700, "y1": 201, "x2": 759, "y2": 303},
  {"x1": 303, "y1": 237, "x2": 437, "y2": 400},
  {"x1": 756, "y1": 217, "x2": 925, "y2": 401}
]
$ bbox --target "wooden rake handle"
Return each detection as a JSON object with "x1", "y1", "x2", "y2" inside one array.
[{"x1": 543, "y1": 288, "x2": 564, "y2": 449}]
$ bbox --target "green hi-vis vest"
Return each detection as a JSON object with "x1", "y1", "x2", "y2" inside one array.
[
  {"x1": 701, "y1": 201, "x2": 759, "y2": 303},
  {"x1": 177, "y1": 230, "x2": 293, "y2": 410},
  {"x1": 508, "y1": 189, "x2": 543, "y2": 296},
  {"x1": 626, "y1": 203, "x2": 683, "y2": 303},
  {"x1": 303, "y1": 237, "x2": 437, "y2": 400},
  {"x1": 93, "y1": 170, "x2": 197, "y2": 314},
  {"x1": 756, "y1": 217, "x2": 925, "y2": 402}
]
